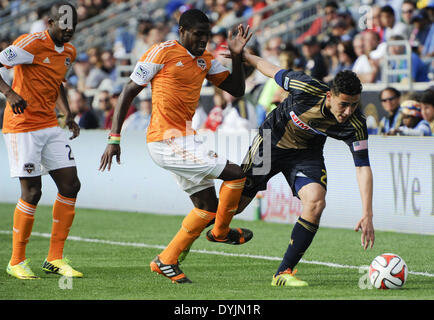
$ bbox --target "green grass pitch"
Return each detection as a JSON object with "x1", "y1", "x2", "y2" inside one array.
[{"x1": 0, "y1": 203, "x2": 433, "y2": 301}]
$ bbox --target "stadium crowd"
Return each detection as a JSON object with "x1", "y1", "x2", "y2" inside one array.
[{"x1": 0, "y1": 0, "x2": 433, "y2": 135}]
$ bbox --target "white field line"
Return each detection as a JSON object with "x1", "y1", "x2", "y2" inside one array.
[{"x1": 1, "y1": 230, "x2": 433, "y2": 278}]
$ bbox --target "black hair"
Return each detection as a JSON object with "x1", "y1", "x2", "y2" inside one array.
[
  {"x1": 379, "y1": 86, "x2": 401, "y2": 99},
  {"x1": 418, "y1": 88, "x2": 434, "y2": 105},
  {"x1": 380, "y1": 5, "x2": 395, "y2": 16},
  {"x1": 179, "y1": 9, "x2": 210, "y2": 30},
  {"x1": 325, "y1": 1, "x2": 339, "y2": 9},
  {"x1": 331, "y1": 70, "x2": 362, "y2": 96}
]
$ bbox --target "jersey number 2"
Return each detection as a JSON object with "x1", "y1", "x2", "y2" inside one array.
[{"x1": 65, "y1": 145, "x2": 74, "y2": 160}]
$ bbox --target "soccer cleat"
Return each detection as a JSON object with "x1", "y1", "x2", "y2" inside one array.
[
  {"x1": 178, "y1": 244, "x2": 192, "y2": 264},
  {"x1": 42, "y1": 258, "x2": 83, "y2": 277},
  {"x1": 271, "y1": 268, "x2": 308, "y2": 287},
  {"x1": 206, "y1": 228, "x2": 253, "y2": 245},
  {"x1": 6, "y1": 259, "x2": 40, "y2": 280},
  {"x1": 150, "y1": 256, "x2": 192, "y2": 284}
]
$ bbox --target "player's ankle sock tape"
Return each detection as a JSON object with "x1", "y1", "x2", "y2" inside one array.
[{"x1": 276, "y1": 217, "x2": 318, "y2": 275}]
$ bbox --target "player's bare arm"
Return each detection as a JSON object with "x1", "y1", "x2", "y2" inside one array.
[
  {"x1": 99, "y1": 80, "x2": 143, "y2": 171},
  {"x1": 57, "y1": 83, "x2": 80, "y2": 140},
  {"x1": 217, "y1": 24, "x2": 252, "y2": 97},
  {"x1": 354, "y1": 165, "x2": 375, "y2": 250},
  {"x1": 0, "y1": 63, "x2": 27, "y2": 114},
  {"x1": 243, "y1": 50, "x2": 281, "y2": 79}
]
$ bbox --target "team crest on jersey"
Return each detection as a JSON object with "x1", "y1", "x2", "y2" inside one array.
[
  {"x1": 65, "y1": 57, "x2": 71, "y2": 67},
  {"x1": 3, "y1": 48, "x2": 17, "y2": 61},
  {"x1": 197, "y1": 58, "x2": 206, "y2": 71},
  {"x1": 23, "y1": 163, "x2": 35, "y2": 174}
]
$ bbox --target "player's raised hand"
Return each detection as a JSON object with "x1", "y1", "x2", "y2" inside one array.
[
  {"x1": 65, "y1": 117, "x2": 80, "y2": 140},
  {"x1": 227, "y1": 24, "x2": 252, "y2": 56},
  {"x1": 99, "y1": 144, "x2": 121, "y2": 172},
  {"x1": 6, "y1": 89, "x2": 27, "y2": 114},
  {"x1": 354, "y1": 215, "x2": 375, "y2": 250}
]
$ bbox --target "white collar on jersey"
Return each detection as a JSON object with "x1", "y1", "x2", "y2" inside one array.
[{"x1": 54, "y1": 45, "x2": 64, "y2": 54}]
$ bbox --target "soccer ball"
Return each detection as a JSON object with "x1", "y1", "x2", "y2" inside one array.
[{"x1": 369, "y1": 253, "x2": 408, "y2": 289}]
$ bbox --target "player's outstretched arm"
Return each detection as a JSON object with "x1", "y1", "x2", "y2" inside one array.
[
  {"x1": 57, "y1": 83, "x2": 80, "y2": 140},
  {"x1": 0, "y1": 63, "x2": 27, "y2": 114},
  {"x1": 354, "y1": 165, "x2": 375, "y2": 250},
  {"x1": 243, "y1": 50, "x2": 281, "y2": 79},
  {"x1": 99, "y1": 80, "x2": 143, "y2": 171}
]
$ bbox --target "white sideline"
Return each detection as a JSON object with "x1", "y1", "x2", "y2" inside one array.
[{"x1": 1, "y1": 230, "x2": 433, "y2": 278}]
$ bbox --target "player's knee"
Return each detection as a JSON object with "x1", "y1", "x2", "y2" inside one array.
[
  {"x1": 305, "y1": 198, "x2": 326, "y2": 217},
  {"x1": 21, "y1": 187, "x2": 42, "y2": 205},
  {"x1": 59, "y1": 178, "x2": 81, "y2": 198},
  {"x1": 192, "y1": 197, "x2": 218, "y2": 213}
]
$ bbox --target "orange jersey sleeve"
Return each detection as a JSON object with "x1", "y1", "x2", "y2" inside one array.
[{"x1": 1, "y1": 31, "x2": 76, "y2": 133}]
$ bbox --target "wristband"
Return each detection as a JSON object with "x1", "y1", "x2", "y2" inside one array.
[{"x1": 108, "y1": 133, "x2": 121, "y2": 145}]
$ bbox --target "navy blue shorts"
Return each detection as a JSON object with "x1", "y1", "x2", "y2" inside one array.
[{"x1": 241, "y1": 134, "x2": 327, "y2": 199}]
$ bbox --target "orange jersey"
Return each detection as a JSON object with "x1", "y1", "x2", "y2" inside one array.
[
  {"x1": 130, "y1": 40, "x2": 230, "y2": 143},
  {"x1": 0, "y1": 30, "x2": 76, "y2": 133}
]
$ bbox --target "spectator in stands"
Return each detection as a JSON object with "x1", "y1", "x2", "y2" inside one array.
[
  {"x1": 30, "y1": 8, "x2": 49, "y2": 33},
  {"x1": 336, "y1": 40, "x2": 357, "y2": 73},
  {"x1": 377, "y1": 87, "x2": 403, "y2": 134},
  {"x1": 365, "y1": 5, "x2": 382, "y2": 34},
  {"x1": 122, "y1": 87, "x2": 152, "y2": 132},
  {"x1": 296, "y1": 0, "x2": 339, "y2": 44},
  {"x1": 387, "y1": 100, "x2": 432, "y2": 136},
  {"x1": 352, "y1": 33, "x2": 380, "y2": 83},
  {"x1": 69, "y1": 90, "x2": 100, "y2": 129},
  {"x1": 321, "y1": 35, "x2": 340, "y2": 83},
  {"x1": 330, "y1": 17, "x2": 348, "y2": 40},
  {"x1": 71, "y1": 53, "x2": 91, "y2": 92},
  {"x1": 104, "y1": 83, "x2": 136, "y2": 129},
  {"x1": 218, "y1": 91, "x2": 258, "y2": 131},
  {"x1": 301, "y1": 36, "x2": 328, "y2": 81},
  {"x1": 388, "y1": 34, "x2": 429, "y2": 82},
  {"x1": 418, "y1": 87, "x2": 434, "y2": 133},
  {"x1": 85, "y1": 49, "x2": 118, "y2": 89},
  {"x1": 131, "y1": 22, "x2": 167, "y2": 64},
  {"x1": 94, "y1": 90, "x2": 111, "y2": 128},
  {"x1": 401, "y1": 0, "x2": 417, "y2": 38},
  {"x1": 409, "y1": 9, "x2": 432, "y2": 55},
  {"x1": 379, "y1": 5, "x2": 409, "y2": 41}
]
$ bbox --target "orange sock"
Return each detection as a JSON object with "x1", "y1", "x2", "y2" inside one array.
[
  {"x1": 10, "y1": 199, "x2": 36, "y2": 265},
  {"x1": 159, "y1": 208, "x2": 216, "y2": 264},
  {"x1": 47, "y1": 194, "x2": 76, "y2": 262},
  {"x1": 212, "y1": 177, "x2": 246, "y2": 239}
]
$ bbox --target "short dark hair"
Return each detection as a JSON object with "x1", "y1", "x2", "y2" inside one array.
[
  {"x1": 179, "y1": 9, "x2": 209, "y2": 30},
  {"x1": 380, "y1": 5, "x2": 395, "y2": 16},
  {"x1": 331, "y1": 70, "x2": 362, "y2": 96},
  {"x1": 325, "y1": 1, "x2": 339, "y2": 9},
  {"x1": 380, "y1": 86, "x2": 401, "y2": 99},
  {"x1": 418, "y1": 88, "x2": 434, "y2": 105}
]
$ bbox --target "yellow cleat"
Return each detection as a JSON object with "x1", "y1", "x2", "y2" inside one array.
[
  {"x1": 271, "y1": 268, "x2": 308, "y2": 287},
  {"x1": 42, "y1": 258, "x2": 83, "y2": 278},
  {"x1": 6, "y1": 259, "x2": 40, "y2": 280}
]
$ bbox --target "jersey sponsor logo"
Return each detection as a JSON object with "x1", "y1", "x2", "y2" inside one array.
[
  {"x1": 290, "y1": 111, "x2": 326, "y2": 136},
  {"x1": 3, "y1": 47, "x2": 17, "y2": 61},
  {"x1": 135, "y1": 64, "x2": 150, "y2": 80},
  {"x1": 352, "y1": 139, "x2": 368, "y2": 151},
  {"x1": 197, "y1": 58, "x2": 206, "y2": 70},
  {"x1": 23, "y1": 163, "x2": 35, "y2": 174},
  {"x1": 283, "y1": 76, "x2": 290, "y2": 90}
]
